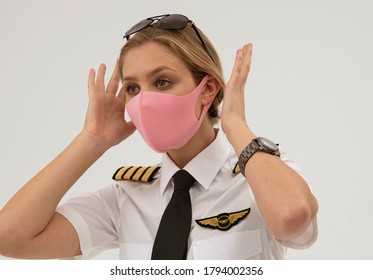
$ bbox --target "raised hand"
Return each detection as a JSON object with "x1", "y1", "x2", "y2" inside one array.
[
  {"x1": 83, "y1": 63, "x2": 136, "y2": 149},
  {"x1": 221, "y1": 43, "x2": 253, "y2": 138}
]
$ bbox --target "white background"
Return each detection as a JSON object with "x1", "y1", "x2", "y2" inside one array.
[{"x1": 0, "y1": 0, "x2": 372, "y2": 260}]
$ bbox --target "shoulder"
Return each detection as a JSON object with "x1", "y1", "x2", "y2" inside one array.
[{"x1": 112, "y1": 165, "x2": 161, "y2": 183}]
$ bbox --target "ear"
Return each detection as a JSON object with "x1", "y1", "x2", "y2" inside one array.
[{"x1": 201, "y1": 76, "x2": 221, "y2": 106}]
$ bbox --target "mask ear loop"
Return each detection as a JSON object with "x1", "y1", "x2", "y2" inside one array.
[
  {"x1": 196, "y1": 95, "x2": 214, "y2": 125},
  {"x1": 195, "y1": 75, "x2": 217, "y2": 123}
]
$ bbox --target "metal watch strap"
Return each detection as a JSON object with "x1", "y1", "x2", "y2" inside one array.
[{"x1": 238, "y1": 139, "x2": 260, "y2": 176}]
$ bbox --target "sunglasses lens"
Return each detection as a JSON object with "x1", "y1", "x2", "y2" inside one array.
[
  {"x1": 157, "y1": 14, "x2": 189, "y2": 30},
  {"x1": 124, "y1": 19, "x2": 153, "y2": 38}
]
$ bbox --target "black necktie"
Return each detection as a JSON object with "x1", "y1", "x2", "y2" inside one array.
[{"x1": 151, "y1": 170, "x2": 195, "y2": 260}]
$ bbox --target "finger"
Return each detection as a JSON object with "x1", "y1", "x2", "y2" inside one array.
[
  {"x1": 227, "y1": 48, "x2": 243, "y2": 87},
  {"x1": 118, "y1": 87, "x2": 135, "y2": 128},
  {"x1": 88, "y1": 68, "x2": 96, "y2": 98},
  {"x1": 106, "y1": 60, "x2": 120, "y2": 95},
  {"x1": 96, "y1": 63, "x2": 106, "y2": 94},
  {"x1": 239, "y1": 43, "x2": 253, "y2": 84},
  {"x1": 117, "y1": 86, "x2": 126, "y2": 102},
  {"x1": 118, "y1": 87, "x2": 130, "y2": 118},
  {"x1": 227, "y1": 43, "x2": 253, "y2": 90}
]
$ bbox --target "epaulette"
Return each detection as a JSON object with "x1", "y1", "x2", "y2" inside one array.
[
  {"x1": 112, "y1": 165, "x2": 160, "y2": 182},
  {"x1": 233, "y1": 162, "x2": 241, "y2": 174}
]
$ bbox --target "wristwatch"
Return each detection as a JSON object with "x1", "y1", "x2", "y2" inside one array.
[{"x1": 238, "y1": 137, "x2": 280, "y2": 176}]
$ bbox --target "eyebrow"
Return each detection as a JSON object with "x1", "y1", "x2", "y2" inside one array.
[{"x1": 122, "y1": 66, "x2": 178, "y2": 82}]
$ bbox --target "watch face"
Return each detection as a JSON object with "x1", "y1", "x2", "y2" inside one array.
[{"x1": 257, "y1": 137, "x2": 279, "y2": 152}]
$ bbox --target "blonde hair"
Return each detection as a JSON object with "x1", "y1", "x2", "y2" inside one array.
[{"x1": 118, "y1": 24, "x2": 225, "y2": 124}]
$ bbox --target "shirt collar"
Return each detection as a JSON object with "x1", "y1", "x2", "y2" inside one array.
[{"x1": 159, "y1": 130, "x2": 231, "y2": 195}]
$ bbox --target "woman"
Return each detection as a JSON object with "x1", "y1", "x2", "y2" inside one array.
[{"x1": 0, "y1": 14, "x2": 318, "y2": 259}]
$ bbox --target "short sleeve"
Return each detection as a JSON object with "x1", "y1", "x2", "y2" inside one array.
[{"x1": 56, "y1": 184, "x2": 120, "y2": 259}]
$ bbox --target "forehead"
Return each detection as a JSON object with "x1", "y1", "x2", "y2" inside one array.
[{"x1": 121, "y1": 41, "x2": 191, "y2": 78}]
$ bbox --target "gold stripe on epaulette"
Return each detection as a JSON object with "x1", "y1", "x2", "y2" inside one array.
[
  {"x1": 112, "y1": 165, "x2": 160, "y2": 182},
  {"x1": 113, "y1": 166, "x2": 132, "y2": 180},
  {"x1": 233, "y1": 162, "x2": 241, "y2": 174},
  {"x1": 141, "y1": 166, "x2": 160, "y2": 182},
  {"x1": 131, "y1": 166, "x2": 149, "y2": 181},
  {"x1": 122, "y1": 166, "x2": 141, "y2": 180}
]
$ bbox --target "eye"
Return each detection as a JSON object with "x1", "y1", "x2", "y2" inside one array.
[
  {"x1": 126, "y1": 84, "x2": 140, "y2": 95},
  {"x1": 155, "y1": 79, "x2": 171, "y2": 88}
]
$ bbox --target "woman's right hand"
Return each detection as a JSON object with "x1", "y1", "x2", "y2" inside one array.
[
  {"x1": 0, "y1": 62, "x2": 137, "y2": 259},
  {"x1": 82, "y1": 63, "x2": 136, "y2": 149}
]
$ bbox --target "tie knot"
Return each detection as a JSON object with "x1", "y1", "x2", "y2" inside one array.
[{"x1": 173, "y1": 170, "x2": 195, "y2": 192}]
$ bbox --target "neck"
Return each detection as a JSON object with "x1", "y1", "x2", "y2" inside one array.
[{"x1": 167, "y1": 118, "x2": 217, "y2": 169}]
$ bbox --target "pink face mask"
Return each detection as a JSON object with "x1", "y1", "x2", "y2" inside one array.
[{"x1": 126, "y1": 76, "x2": 211, "y2": 153}]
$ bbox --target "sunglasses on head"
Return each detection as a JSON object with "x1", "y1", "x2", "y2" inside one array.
[{"x1": 123, "y1": 14, "x2": 215, "y2": 63}]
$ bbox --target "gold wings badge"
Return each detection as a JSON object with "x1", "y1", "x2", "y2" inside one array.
[{"x1": 195, "y1": 208, "x2": 251, "y2": 231}]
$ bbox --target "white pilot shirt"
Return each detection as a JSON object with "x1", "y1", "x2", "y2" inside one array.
[{"x1": 56, "y1": 130, "x2": 317, "y2": 259}]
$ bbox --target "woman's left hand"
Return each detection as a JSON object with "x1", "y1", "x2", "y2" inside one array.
[
  {"x1": 221, "y1": 44, "x2": 318, "y2": 241},
  {"x1": 221, "y1": 43, "x2": 253, "y2": 140}
]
